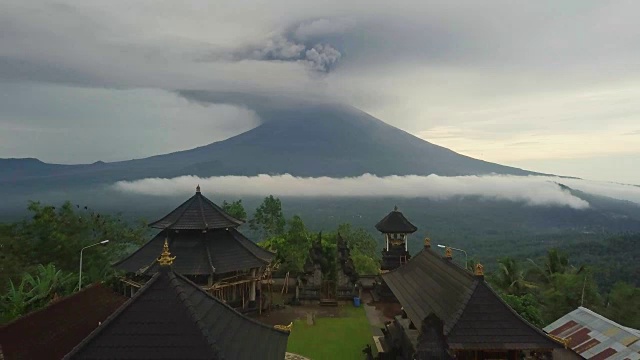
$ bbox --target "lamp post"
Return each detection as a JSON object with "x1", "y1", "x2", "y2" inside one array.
[
  {"x1": 79, "y1": 240, "x2": 110, "y2": 290},
  {"x1": 437, "y1": 244, "x2": 468, "y2": 270}
]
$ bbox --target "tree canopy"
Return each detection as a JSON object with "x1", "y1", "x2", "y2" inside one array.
[
  {"x1": 0, "y1": 201, "x2": 147, "y2": 323},
  {"x1": 250, "y1": 195, "x2": 286, "y2": 240},
  {"x1": 222, "y1": 199, "x2": 247, "y2": 221}
]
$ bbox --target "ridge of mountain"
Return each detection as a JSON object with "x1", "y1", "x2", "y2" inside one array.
[{"x1": 0, "y1": 101, "x2": 537, "y2": 188}]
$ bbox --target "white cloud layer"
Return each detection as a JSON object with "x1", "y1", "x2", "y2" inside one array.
[{"x1": 109, "y1": 174, "x2": 640, "y2": 210}]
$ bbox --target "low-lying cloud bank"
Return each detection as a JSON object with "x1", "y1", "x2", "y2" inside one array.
[{"x1": 111, "y1": 174, "x2": 640, "y2": 210}]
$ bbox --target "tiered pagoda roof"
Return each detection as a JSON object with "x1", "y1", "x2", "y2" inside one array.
[
  {"x1": 382, "y1": 248, "x2": 562, "y2": 350},
  {"x1": 65, "y1": 254, "x2": 289, "y2": 359},
  {"x1": 375, "y1": 206, "x2": 417, "y2": 234},
  {"x1": 149, "y1": 185, "x2": 243, "y2": 230},
  {"x1": 113, "y1": 186, "x2": 274, "y2": 276}
]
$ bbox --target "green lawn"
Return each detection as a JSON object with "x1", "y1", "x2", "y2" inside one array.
[{"x1": 287, "y1": 306, "x2": 374, "y2": 360}]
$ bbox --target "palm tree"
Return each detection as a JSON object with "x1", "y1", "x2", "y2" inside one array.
[
  {"x1": 493, "y1": 257, "x2": 536, "y2": 296},
  {"x1": 527, "y1": 249, "x2": 574, "y2": 284}
]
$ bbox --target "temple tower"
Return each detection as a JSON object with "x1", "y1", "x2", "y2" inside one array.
[{"x1": 375, "y1": 205, "x2": 417, "y2": 272}]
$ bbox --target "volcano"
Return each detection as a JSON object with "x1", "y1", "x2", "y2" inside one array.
[{"x1": 0, "y1": 94, "x2": 534, "y2": 188}]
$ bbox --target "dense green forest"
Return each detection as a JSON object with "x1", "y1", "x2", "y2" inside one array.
[{"x1": 1, "y1": 197, "x2": 638, "y2": 330}]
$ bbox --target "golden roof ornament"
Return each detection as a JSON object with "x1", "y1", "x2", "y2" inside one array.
[
  {"x1": 475, "y1": 263, "x2": 484, "y2": 276},
  {"x1": 157, "y1": 238, "x2": 176, "y2": 266},
  {"x1": 445, "y1": 247, "x2": 453, "y2": 259},
  {"x1": 424, "y1": 237, "x2": 431, "y2": 248},
  {"x1": 274, "y1": 322, "x2": 293, "y2": 332}
]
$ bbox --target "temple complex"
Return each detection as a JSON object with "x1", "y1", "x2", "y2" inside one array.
[
  {"x1": 65, "y1": 242, "x2": 289, "y2": 360},
  {"x1": 114, "y1": 185, "x2": 275, "y2": 311},
  {"x1": 377, "y1": 241, "x2": 563, "y2": 360}
]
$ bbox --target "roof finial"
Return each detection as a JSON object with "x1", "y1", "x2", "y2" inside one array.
[
  {"x1": 424, "y1": 237, "x2": 431, "y2": 248},
  {"x1": 444, "y1": 247, "x2": 453, "y2": 259},
  {"x1": 196, "y1": 184, "x2": 201, "y2": 193},
  {"x1": 274, "y1": 322, "x2": 293, "y2": 332},
  {"x1": 394, "y1": 205, "x2": 398, "y2": 211},
  {"x1": 475, "y1": 263, "x2": 484, "y2": 276},
  {"x1": 157, "y1": 238, "x2": 176, "y2": 266}
]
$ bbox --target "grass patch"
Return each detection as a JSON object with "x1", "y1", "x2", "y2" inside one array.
[{"x1": 287, "y1": 306, "x2": 374, "y2": 360}]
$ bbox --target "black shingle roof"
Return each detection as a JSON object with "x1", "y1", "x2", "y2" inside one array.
[
  {"x1": 382, "y1": 249, "x2": 562, "y2": 350},
  {"x1": 64, "y1": 267, "x2": 289, "y2": 360},
  {"x1": 375, "y1": 206, "x2": 418, "y2": 233},
  {"x1": 149, "y1": 188, "x2": 243, "y2": 230},
  {"x1": 113, "y1": 228, "x2": 274, "y2": 276}
]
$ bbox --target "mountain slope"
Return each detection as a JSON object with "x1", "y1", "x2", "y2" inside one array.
[{"x1": 0, "y1": 100, "x2": 535, "y2": 188}]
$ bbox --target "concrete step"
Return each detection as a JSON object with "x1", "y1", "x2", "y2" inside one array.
[{"x1": 319, "y1": 299, "x2": 338, "y2": 307}]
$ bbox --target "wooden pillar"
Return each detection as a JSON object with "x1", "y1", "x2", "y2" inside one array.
[{"x1": 250, "y1": 268, "x2": 257, "y2": 301}]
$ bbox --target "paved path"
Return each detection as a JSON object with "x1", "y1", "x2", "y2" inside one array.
[
  {"x1": 285, "y1": 352, "x2": 310, "y2": 360},
  {"x1": 363, "y1": 302, "x2": 384, "y2": 336}
]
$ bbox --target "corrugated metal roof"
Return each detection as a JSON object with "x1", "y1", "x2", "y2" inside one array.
[{"x1": 544, "y1": 307, "x2": 640, "y2": 360}]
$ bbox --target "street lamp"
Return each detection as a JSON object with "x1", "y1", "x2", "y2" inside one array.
[
  {"x1": 437, "y1": 244, "x2": 468, "y2": 270},
  {"x1": 79, "y1": 240, "x2": 110, "y2": 290}
]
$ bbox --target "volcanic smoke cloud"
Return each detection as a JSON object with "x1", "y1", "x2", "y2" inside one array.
[{"x1": 113, "y1": 174, "x2": 640, "y2": 210}]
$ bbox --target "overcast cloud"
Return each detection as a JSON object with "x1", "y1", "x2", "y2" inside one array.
[
  {"x1": 113, "y1": 174, "x2": 640, "y2": 209},
  {"x1": 1, "y1": 1, "x2": 639, "y2": 182}
]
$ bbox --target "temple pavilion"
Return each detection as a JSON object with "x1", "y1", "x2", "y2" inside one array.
[
  {"x1": 378, "y1": 240, "x2": 563, "y2": 360},
  {"x1": 373, "y1": 206, "x2": 417, "y2": 301},
  {"x1": 376, "y1": 206, "x2": 417, "y2": 272},
  {"x1": 65, "y1": 241, "x2": 289, "y2": 359},
  {"x1": 114, "y1": 186, "x2": 275, "y2": 310}
]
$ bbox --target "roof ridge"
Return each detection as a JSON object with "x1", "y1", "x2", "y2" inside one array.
[
  {"x1": 173, "y1": 271, "x2": 290, "y2": 335},
  {"x1": 168, "y1": 194, "x2": 197, "y2": 229},
  {"x1": 228, "y1": 229, "x2": 271, "y2": 263},
  {"x1": 148, "y1": 193, "x2": 197, "y2": 229},
  {"x1": 197, "y1": 193, "x2": 209, "y2": 229},
  {"x1": 205, "y1": 236, "x2": 217, "y2": 274},
  {"x1": 201, "y1": 195, "x2": 244, "y2": 226},
  {"x1": 166, "y1": 272, "x2": 222, "y2": 358},
  {"x1": 62, "y1": 273, "x2": 164, "y2": 359}
]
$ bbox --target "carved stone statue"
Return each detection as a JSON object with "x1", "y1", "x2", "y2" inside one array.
[
  {"x1": 336, "y1": 233, "x2": 359, "y2": 300},
  {"x1": 298, "y1": 233, "x2": 325, "y2": 302}
]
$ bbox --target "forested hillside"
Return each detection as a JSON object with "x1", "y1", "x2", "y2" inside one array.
[{"x1": 1, "y1": 197, "x2": 638, "y2": 329}]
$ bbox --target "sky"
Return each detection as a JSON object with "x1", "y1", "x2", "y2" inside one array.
[{"x1": 1, "y1": 1, "x2": 639, "y2": 183}]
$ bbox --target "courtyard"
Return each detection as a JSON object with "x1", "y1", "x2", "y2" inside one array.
[{"x1": 254, "y1": 293, "x2": 401, "y2": 360}]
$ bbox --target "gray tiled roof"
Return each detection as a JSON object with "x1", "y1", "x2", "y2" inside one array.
[
  {"x1": 149, "y1": 189, "x2": 244, "y2": 230},
  {"x1": 382, "y1": 249, "x2": 562, "y2": 350},
  {"x1": 64, "y1": 268, "x2": 289, "y2": 360},
  {"x1": 113, "y1": 229, "x2": 273, "y2": 276},
  {"x1": 375, "y1": 207, "x2": 418, "y2": 233}
]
